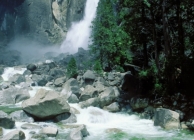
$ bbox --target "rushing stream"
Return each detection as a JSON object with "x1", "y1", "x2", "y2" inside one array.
[
  {"x1": 0, "y1": 0, "x2": 194, "y2": 139},
  {"x1": 1, "y1": 67, "x2": 194, "y2": 140}
]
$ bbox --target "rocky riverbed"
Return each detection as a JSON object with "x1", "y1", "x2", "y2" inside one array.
[{"x1": 0, "y1": 49, "x2": 194, "y2": 140}]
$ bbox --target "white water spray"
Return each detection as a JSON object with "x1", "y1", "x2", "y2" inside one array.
[{"x1": 60, "y1": 0, "x2": 99, "y2": 54}]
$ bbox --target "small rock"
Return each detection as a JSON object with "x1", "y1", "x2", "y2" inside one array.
[
  {"x1": 39, "y1": 126, "x2": 58, "y2": 137},
  {"x1": 3, "y1": 130, "x2": 25, "y2": 140}
]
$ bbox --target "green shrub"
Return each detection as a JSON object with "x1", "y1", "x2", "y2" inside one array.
[
  {"x1": 94, "y1": 60, "x2": 103, "y2": 75},
  {"x1": 67, "y1": 57, "x2": 78, "y2": 78}
]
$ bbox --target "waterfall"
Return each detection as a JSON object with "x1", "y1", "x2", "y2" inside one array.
[{"x1": 60, "y1": 0, "x2": 99, "y2": 54}]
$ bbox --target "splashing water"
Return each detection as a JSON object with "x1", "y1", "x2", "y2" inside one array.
[{"x1": 60, "y1": 0, "x2": 99, "y2": 54}]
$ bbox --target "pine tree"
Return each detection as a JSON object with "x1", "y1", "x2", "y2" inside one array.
[
  {"x1": 66, "y1": 57, "x2": 78, "y2": 78},
  {"x1": 94, "y1": 60, "x2": 103, "y2": 75},
  {"x1": 90, "y1": 0, "x2": 132, "y2": 71}
]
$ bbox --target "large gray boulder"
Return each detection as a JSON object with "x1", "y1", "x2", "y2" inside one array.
[
  {"x1": 62, "y1": 78, "x2": 80, "y2": 97},
  {"x1": 154, "y1": 108, "x2": 180, "y2": 130},
  {"x1": 99, "y1": 87, "x2": 116, "y2": 108},
  {"x1": 79, "y1": 85, "x2": 98, "y2": 102},
  {"x1": 0, "y1": 111, "x2": 15, "y2": 129},
  {"x1": 0, "y1": 87, "x2": 30, "y2": 104},
  {"x1": 22, "y1": 89, "x2": 70, "y2": 119},
  {"x1": 83, "y1": 70, "x2": 96, "y2": 86},
  {"x1": 9, "y1": 74, "x2": 26, "y2": 84},
  {"x1": 31, "y1": 74, "x2": 48, "y2": 86},
  {"x1": 2, "y1": 130, "x2": 25, "y2": 140}
]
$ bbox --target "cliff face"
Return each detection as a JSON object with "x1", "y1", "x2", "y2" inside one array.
[{"x1": 0, "y1": 0, "x2": 86, "y2": 46}]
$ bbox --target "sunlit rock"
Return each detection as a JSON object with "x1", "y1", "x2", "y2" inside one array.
[
  {"x1": 62, "y1": 78, "x2": 81, "y2": 97},
  {"x1": 154, "y1": 108, "x2": 180, "y2": 130},
  {"x1": 3, "y1": 130, "x2": 25, "y2": 140},
  {"x1": 22, "y1": 89, "x2": 70, "y2": 119},
  {"x1": 79, "y1": 98, "x2": 99, "y2": 108},
  {"x1": 39, "y1": 126, "x2": 58, "y2": 137},
  {"x1": 0, "y1": 87, "x2": 30, "y2": 104},
  {"x1": 103, "y1": 102, "x2": 120, "y2": 112},
  {"x1": 99, "y1": 87, "x2": 116, "y2": 108},
  {"x1": 79, "y1": 85, "x2": 98, "y2": 102}
]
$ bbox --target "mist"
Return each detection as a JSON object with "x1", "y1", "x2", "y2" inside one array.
[{"x1": 7, "y1": 37, "x2": 62, "y2": 64}]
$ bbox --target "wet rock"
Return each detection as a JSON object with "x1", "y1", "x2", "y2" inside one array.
[
  {"x1": 54, "y1": 76, "x2": 66, "y2": 87},
  {"x1": 154, "y1": 108, "x2": 180, "y2": 130},
  {"x1": 79, "y1": 98, "x2": 99, "y2": 108},
  {"x1": 49, "y1": 68, "x2": 65, "y2": 79},
  {"x1": 9, "y1": 73, "x2": 26, "y2": 84},
  {"x1": 27, "y1": 64, "x2": 37, "y2": 72},
  {"x1": 54, "y1": 112, "x2": 77, "y2": 124},
  {"x1": 31, "y1": 74, "x2": 48, "y2": 86},
  {"x1": 10, "y1": 110, "x2": 34, "y2": 123},
  {"x1": 39, "y1": 126, "x2": 58, "y2": 137},
  {"x1": 68, "y1": 128, "x2": 83, "y2": 140},
  {"x1": 68, "y1": 124, "x2": 89, "y2": 140},
  {"x1": 21, "y1": 123, "x2": 42, "y2": 129},
  {"x1": 93, "y1": 82, "x2": 106, "y2": 93},
  {"x1": 62, "y1": 78, "x2": 80, "y2": 97},
  {"x1": 186, "y1": 120, "x2": 194, "y2": 130},
  {"x1": 79, "y1": 85, "x2": 98, "y2": 102},
  {"x1": 0, "y1": 111, "x2": 15, "y2": 129},
  {"x1": 105, "y1": 128, "x2": 123, "y2": 133},
  {"x1": 0, "y1": 87, "x2": 30, "y2": 104},
  {"x1": 23, "y1": 70, "x2": 31, "y2": 76},
  {"x1": 31, "y1": 133, "x2": 48, "y2": 140},
  {"x1": 95, "y1": 77, "x2": 109, "y2": 86},
  {"x1": 181, "y1": 122, "x2": 188, "y2": 129},
  {"x1": 99, "y1": 87, "x2": 116, "y2": 108},
  {"x1": 107, "y1": 73, "x2": 114, "y2": 81},
  {"x1": 103, "y1": 102, "x2": 120, "y2": 112},
  {"x1": 3, "y1": 130, "x2": 25, "y2": 140},
  {"x1": 68, "y1": 94, "x2": 79, "y2": 103},
  {"x1": 22, "y1": 88, "x2": 70, "y2": 119},
  {"x1": 70, "y1": 107, "x2": 80, "y2": 114},
  {"x1": 129, "y1": 98, "x2": 149, "y2": 111},
  {"x1": 83, "y1": 70, "x2": 96, "y2": 86}
]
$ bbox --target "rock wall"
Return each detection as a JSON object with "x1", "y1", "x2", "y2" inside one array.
[{"x1": 0, "y1": 0, "x2": 86, "y2": 46}]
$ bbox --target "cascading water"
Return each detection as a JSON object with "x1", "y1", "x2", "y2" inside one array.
[
  {"x1": 1, "y1": 1, "x2": 194, "y2": 139},
  {"x1": 60, "y1": 0, "x2": 99, "y2": 54}
]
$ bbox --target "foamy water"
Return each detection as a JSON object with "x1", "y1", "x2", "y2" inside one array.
[
  {"x1": 60, "y1": 0, "x2": 99, "y2": 53},
  {"x1": 1, "y1": 67, "x2": 26, "y2": 81}
]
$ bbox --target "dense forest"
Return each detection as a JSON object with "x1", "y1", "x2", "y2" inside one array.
[{"x1": 90, "y1": 0, "x2": 194, "y2": 101}]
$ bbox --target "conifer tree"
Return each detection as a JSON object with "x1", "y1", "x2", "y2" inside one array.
[{"x1": 67, "y1": 57, "x2": 78, "y2": 78}]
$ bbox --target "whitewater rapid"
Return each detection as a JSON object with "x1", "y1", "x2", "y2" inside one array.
[{"x1": 1, "y1": 67, "x2": 194, "y2": 140}]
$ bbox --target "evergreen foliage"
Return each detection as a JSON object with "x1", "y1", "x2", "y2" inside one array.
[
  {"x1": 91, "y1": 0, "x2": 194, "y2": 99},
  {"x1": 66, "y1": 57, "x2": 78, "y2": 78},
  {"x1": 93, "y1": 60, "x2": 103, "y2": 75},
  {"x1": 90, "y1": 0, "x2": 132, "y2": 71}
]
